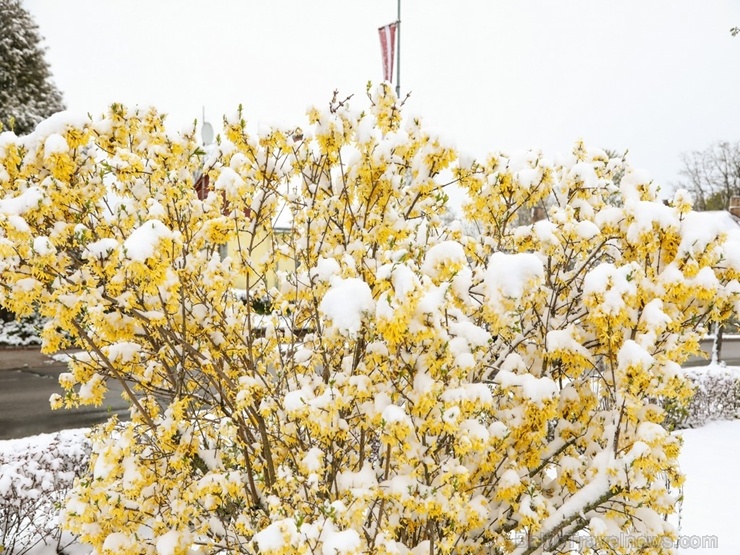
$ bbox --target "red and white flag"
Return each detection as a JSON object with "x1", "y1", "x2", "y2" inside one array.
[{"x1": 378, "y1": 22, "x2": 398, "y2": 83}]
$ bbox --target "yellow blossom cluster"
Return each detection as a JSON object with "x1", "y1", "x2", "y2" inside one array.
[{"x1": 1, "y1": 86, "x2": 738, "y2": 555}]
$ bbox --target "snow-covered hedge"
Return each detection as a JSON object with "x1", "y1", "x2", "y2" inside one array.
[
  {"x1": 0, "y1": 313, "x2": 43, "y2": 346},
  {"x1": 0, "y1": 430, "x2": 90, "y2": 555},
  {"x1": 676, "y1": 365, "x2": 740, "y2": 429}
]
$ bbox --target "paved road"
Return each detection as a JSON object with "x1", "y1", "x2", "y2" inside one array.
[{"x1": 0, "y1": 348, "x2": 129, "y2": 440}]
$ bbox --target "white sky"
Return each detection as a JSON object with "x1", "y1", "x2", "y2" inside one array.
[{"x1": 22, "y1": 0, "x2": 740, "y2": 194}]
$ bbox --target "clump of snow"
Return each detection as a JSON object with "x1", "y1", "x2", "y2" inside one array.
[
  {"x1": 568, "y1": 162, "x2": 600, "y2": 188},
  {"x1": 484, "y1": 252, "x2": 544, "y2": 310},
  {"x1": 42, "y1": 134, "x2": 69, "y2": 158},
  {"x1": 499, "y1": 468, "x2": 521, "y2": 489},
  {"x1": 283, "y1": 384, "x2": 315, "y2": 413},
  {"x1": 301, "y1": 447, "x2": 323, "y2": 473},
  {"x1": 546, "y1": 326, "x2": 593, "y2": 363},
  {"x1": 619, "y1": 168, "x2": 655, "y2": 204},
  {"x1": 639, "y1": 299, "x2": 671, "y2": 333},
  {"x1": 625, "y1": 200, "x2": 676, "y2": 245},
  {"x1": 617, "y1": 340, "x2": 654, "y2": 371},
  {"x1": 532, "y1": 219, "x2": 560, "y2": 248},
  {"x1": 103, "y1": 533, "x2": 133, "y2": 553},
  {"x1": 337, "y1": 464, "x2": 378, "y2": 495},
  {"x1": 29, "y1": 111, "x2": 89, "y2": 141},
  {"x1": 310, "y1": 257, "x2": 341, "y2": 282},
  {"x1": 678, "y1": 210, "x2": 740, "y2": 270},
  {"x1": 155, "y1": 530, "x2": 189, "y2": 555},
  {"x1": 440, "y1": 383, "x2": 493, "y2": 406},
  {"x1": 495, "y1": 371, "x2": 558, "y2": 403},
  {"x1": 420, "y1": 240, "x2": 467, "y2": 280},
  {"x1": 32, "y1": 236, "x2": 55, "y2": 256},
  {"x1": 583, "y1": 262, "x2": 638, "y2": 315},
  {"x1": 104, "y1": 341, "x2": 141, "y2": 363},
  {"x1": 318, "y1": 277, "x2": 374, "y2": 335},
  {"x1": 122, "y1": 220, "x2": 173, "y2": 261},
  {"x1": 321, "y1": 524, "x2": 361, "y2": 555},
  {"x1": 381, "y1": 404, "x2": 409, "y2": 424},
  {"x1": 636, "y1": 422, "x2": 667, "y2": 443},
  {"x1": 0, "y1": 186, "x2": 44, "y2": 217},
  {"x1": 390, "y1": 263, "x2": 419, "y2": 300},
  {"x1": 252, "y1": 519, "x2": 300, "y2": 553}
]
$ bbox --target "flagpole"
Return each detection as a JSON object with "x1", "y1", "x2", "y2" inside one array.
[{"x1": 396, "y1": 0, "x2": 401, "y2": 97}]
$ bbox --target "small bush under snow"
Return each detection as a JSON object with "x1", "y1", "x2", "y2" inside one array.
[
  {"x1": 674, "y1": 365, "x2": 740, "y2": 429},
  {"x1": 0, "y1": 313, "x2": 43, "y2": 347},
  {"x1": 0, "y1": 430, "x2": 90, "y2": 555}
]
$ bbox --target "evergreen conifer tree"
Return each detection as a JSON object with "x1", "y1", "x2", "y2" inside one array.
[{"x1": 0, "y1": 0, "x2": 65, "y2": 135}]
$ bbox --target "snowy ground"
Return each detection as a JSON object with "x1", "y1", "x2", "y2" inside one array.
[
  {"x1": 1, "y1": 420, "x2": 738, "y2": 554},
  {"x1": 675, "y1": 420, "x2": 740, "y2": 554}
]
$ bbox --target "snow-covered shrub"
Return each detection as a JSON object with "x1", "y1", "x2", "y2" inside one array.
[
  {"x1": 678, "y1": 366, "x2": 740, "y2": 428},
  {"x1": 0, "y1": 0, "x2": 66, "y2": 136},
  {"x1": 0, "y1": 312, "x2": 44, "y2": 346},
  {"x1": 2, "y1": 85, "x2": 740, "y2": 554},
  {"x1": 0, "y1": 430, "x2": 90, "y2": 555}
]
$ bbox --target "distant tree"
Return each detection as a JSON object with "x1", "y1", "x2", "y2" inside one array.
[
  {"x1": 675, "y1": 141, "x2": 740, "y2": 211},
  {"x1": 0, "y1": 0, "x2": 65, "y2": 135}
]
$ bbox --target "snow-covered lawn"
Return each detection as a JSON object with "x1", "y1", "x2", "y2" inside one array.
[
  {"x1": 676, "y1": 420, "x2": 740, "y2": 554},
  {"x1": 0, "y1": 420, "x2": 737, "y2": 554}
]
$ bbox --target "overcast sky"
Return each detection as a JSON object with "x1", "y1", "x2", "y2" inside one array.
[{"x1": 22, "y1": 0, "x2": 740, "y2": 195}]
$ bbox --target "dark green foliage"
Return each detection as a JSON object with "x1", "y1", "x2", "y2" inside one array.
[
  {"x1": 0, "y1": 0, "x2": 65, "y2": 135},
  {"x1": 250, "y1": 295, "x2": 273, "y2": 315}
]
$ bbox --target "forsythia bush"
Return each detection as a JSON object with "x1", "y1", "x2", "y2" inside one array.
[{"x1": 1, "y1": 85, "x2": 739, "y2": 555}]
